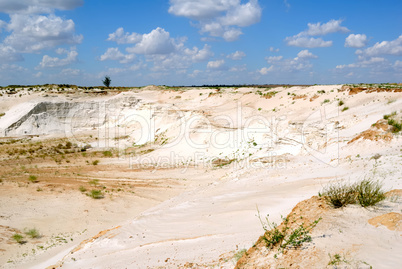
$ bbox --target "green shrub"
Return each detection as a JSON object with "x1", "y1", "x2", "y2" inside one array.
[
  {"x1": 341, "y1": 106, "x2": 349, "y2": 112},
  {"x1": 320, "y1": 179, "x2": 386, "y2": 208},
  {"x1": 102, "y1": 151, "x2": 113, "y2": 157},
  {"x1": 79, "y1": 186, "x2": 87, "y2": 193},
  {"x1": 12, "y1": 234, "x2": 25, "y2": 244},
  {"x1": 87, "y1": 189, "x2": 104, "y2": 199},
  {"x1": 328, "y1": 253, "x2": 347, "y2": 266},
  {"x1": 383, "y1": 111, "x2": 397, "y2": 120},
  {"x1": 338, "y1": 100, "x2": 344, "y2": 106},
  {"x1": 319, "y1": 181, "x2": 357, "y2": 208},
  {"x1": 65, "y1": 141, "x2": 72, "y2": 149},
  {"x1": 28, "y1": 175, "x2": 38, "y2": 183},
  {"x1": 92, "y1": 160, "x2": 99, "y2": 165},
  {"x1": 388, "y1": 119, "x2": 402, "y2": 133},
  {"x1": 25, "y1": 228, "x2": 40, "y2": 239},
  {"x1": 323, "y1": 99, "x2": 330, "y2": 104},
  {"x1": 257, "y1": 207, "x2": 320, "y2": 254},
  {"x1": 355, "y1": 179, "x2": 386, "y2": 207},
  {"x1": 88, "y1": 179, "x2": 99, "y2": 186},
  {"x1": 234, "y1": 249, "x2": 247, "y2": 262}
]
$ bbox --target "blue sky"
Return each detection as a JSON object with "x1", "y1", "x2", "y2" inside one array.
[{"x1": 0, "y1": 0, "x2": 401, "y2": 86}]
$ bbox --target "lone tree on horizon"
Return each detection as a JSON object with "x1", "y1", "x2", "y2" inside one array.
[{"x1": 102, "y1": 76, "x2": 111, "y2": 87}]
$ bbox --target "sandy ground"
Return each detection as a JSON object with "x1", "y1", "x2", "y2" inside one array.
[{"x1": 0, "y1": 84, "x2": 401, "y2": 268}]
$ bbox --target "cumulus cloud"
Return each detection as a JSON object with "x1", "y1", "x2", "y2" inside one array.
[
  {"x1": 38, "y1": 47, "x2": 78, "y2": 68},
  {"x1": 107, "y1": 28, "x2": 142, "y2": 44},
  {"x1": 100, "y1": 48, "x2": 135, "y2": 63},
  {"x1": 0, "y1": 1, "x2": 83, "y2": 65},
  {"x1": 259, "y1": 66, "x2": 273, "y2": 75},
  {"x1": 207, "y1": 59, "x2": 225, "y2": 69},
  {"x1": 285, "y1": 19, "x2": 348, "y2": 48},
  {"x1": 266, "y1": 55, "x2": 283, "y2": 63},
  {"x1": 269, "y1": 47, "x2": 279, "y2": 52},
  {"x1": 336, "y1": 56, "x2": 386, "y2": 69},
  {"x1": 229, "y1": 64, "x2": 246, "y2": 72},
  {"x1": 222, "y1": 28, "x2": 243, "y2": 41},
  {"x1": 345, "y1": 34, "x2": 368, "y2": 48},
  {"x1": 3, "y1": 14, "x2": 83, "y2": 53},
  {"x1": 0, "y1": 20, "x2": 6, "y2": 30},
  {"x1": 0, "y1": 0, "x2": 83, "y2": 14},
  {"x1": 260, "y1": 50, "x2": 317, "y2": 75},
  {"x1": 296, "y1": 49, "x2": 318, "y2": 59},
  {"x1": 357, "y1": 35, "x2": 402, "y2": 56},
  {"x1": 336, "y1": 35, "x2": 402, "y2": 75},
  {"x1": 168, "y1": 0, "x2": 262, "y2": 41},
  {"x1": 125, "y1": 27, "x2": 181, "y2": 55},
  {"x1": 303, "y1": 19, "x2": 349, "y2": 36},
  {"x1": 105, "y1": 27, "x2": 215, "y2": 73},
  {"x1": 168, "y1": 0, "x2": 238, "y2": 20},
  {"x1": 285, "y1": 36, "x2": 332, "y2": 48},
  {"x1": 219, "y1": 0, "x2": 262, "y2": 27},
  {"x1": 149, "y1": 44, "x2": 214, "y2": 72},
  {"x1": 184, "y1": 44, "x2": 214, "y2": 62},
  {"x1": 0, "y1": 45, "x2": 24, "y2": 62},
  {"x1": 60, "y1": 68, "x2": 81, "y2": 76},
  {"x1": 394, "y1": 60, "x2": 402, "y2": 69},
  {"x1": 227, "y1": 50, "x2": 246, "y2": 60}
]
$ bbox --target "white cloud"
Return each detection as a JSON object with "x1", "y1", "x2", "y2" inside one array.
[
  {"x1": 285, "y1": 19, "x2": 349, "y2": 48},
  {"x1": 261, "y1": 50, "x2": 317, "y2": 75},
  {"x1": 303, "y1": 19, "x2": 349, "y2": 36},
  {"x1": 125, "y1": 27, "x2": 180, "y2": 55},
  {"x1": 359, "y1": 35, "x2": 402, "y2": 56},
  {"x1": 39, "y1": 48, "x2": 78, "y2": 68},
  {"x1": 229, "y1": 64, "x2": 247, "y2": 72},
  {"x1": 168, "y1": 0, "x2": 238, "y2": 20},
  {"x1": 336, "y1": 35, "x2": 402, "y2": 76},
  {"x1": 184, "y1": 44, "x2": 214, "y2": 62},
  {"x1": 266, "y1": 55, "x2": 283, "y2": 63},
  {"x1": 60, "y1": 68, "x2": 81, "y2": 76},
  {"x1": 227, "y1": 50, "x2": 246, "y2": 60},
  {"x1": 104, "y1": 28, "x2": 215, "y2": 74},
  {"x1": 219, "y1": 0, "x2": 262, "y2": 27},
  {"x1": 207, "y1": 59, "x2": 225, "y2": 69},
  {"x1": 222, "y1": 28, "x2": 243, "y2": 41},
  {"x1": 0, "y1": 0, "x2": 83, "y2": 14},
  {"x1": 0, "y1": 45, "x2": 23, "y2": 62},
  {"x1": 0, "y1": 63, "x2": 26, "y2": 72},
  {"x1": 4, "y1": 14, "x2": 83, "y2": 53},
  {"x1": 259, "y1": 66, "x2": 273, "y2": 75},
  {"x1": 296, "y1": 49, "x2": 317, "y2": 59},
  {"x1": 345, "y1": 34, "x2": 368, "y2": 48},
  {"x1": 0, "y1": 20, "x2": 6, "y2": 30},
  {"x1": 285, "y1": 36, "x2": 332, "y2": 48},
  {"x1": 107, "y1": 28, "x2": 142, "y2": 44},
  {"x1": 269, "y1": 47, "x2": 279, "y2": 52},
  {"x1": 394, "y1": 60, "x2": 402, "y2": 68},
  {"x1": 100, "y1": 48, "x2": 136, "y2": 64},
  {"x1": 336, "y1": 56, "x2": 386, "y2": 69},
  {"x1": 169, "y1": 0, "x2": 262, "y2": 41}
]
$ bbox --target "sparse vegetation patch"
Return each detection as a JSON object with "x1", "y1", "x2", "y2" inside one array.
[{"x1": 319, "y1": 179, "x2": 386, "y2": 208}]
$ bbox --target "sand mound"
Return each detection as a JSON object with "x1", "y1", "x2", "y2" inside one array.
[{"x1": 236, "y1": 190, "x2": 402, "y2": 268}]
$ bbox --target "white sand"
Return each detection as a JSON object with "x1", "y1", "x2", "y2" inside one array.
[{"x1": 0, "y1": 85, "x2": 401, "y2": 268}]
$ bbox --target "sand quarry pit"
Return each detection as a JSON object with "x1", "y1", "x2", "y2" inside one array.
[{"x1": 0, "y1": 84, "x2": 401, "y2": 268}]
